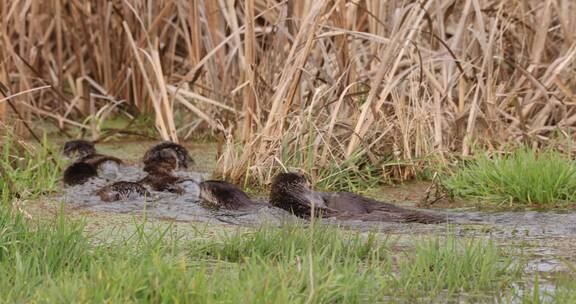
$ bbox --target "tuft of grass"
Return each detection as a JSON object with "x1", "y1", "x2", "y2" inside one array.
[
  {"x1": 548, "y1": 273, "x2": 576, "y2": 303},
  {"x1": 0, "y1": 134, "x2": 62, "y2": 204},
  {"x1": 388, "y1": 235, "x2": 523, "y2": 301},
  {"x1": 0, "y1": 208, "x2": 91, "y2": 302},
  {"x1": 518, "y1": 262, "x2": 576, "y2": 303},
  {"x1": 444, "y1": 148, "x2": 576, "y2": 208},
  {"x1": 192, "y1": 223, "x2": 388, "y2": 263}
]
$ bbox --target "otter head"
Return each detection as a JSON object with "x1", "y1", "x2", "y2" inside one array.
[
  {"x1": 270, "y1": 172, "x2": 312, "y2": 194},
  {"x1": 144, "y1": 142, "x2": 193, "y2": 169},
  {"x1": 269, "y1": 172, "x2": 328, "y2": 217},
  {"x1": 62, "y1": 140, "x2": 96, "y2": 159},
  {"x1": 143, "y1": 149, "x2": 179, "y2": 174}
]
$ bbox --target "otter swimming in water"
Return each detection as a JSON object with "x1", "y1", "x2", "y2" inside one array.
[
  {"x1": 198, "y1": 180, "x2": 255, "y2": 210},
  {"x1": 143, "y1": 141, "x2": 193, "y2": 170},
  {"x1": 139, "y1": 148, "x2": 195, "y2": 194},
  {"x1": 97, "y1": 181, "x2": 151, "y2": 202},
  {"x1": 62, "y1": 156, "x2": 122, "y2": 185},
  {"x1": 269, "y1": 172, "x2": 445, "y2": 224},
  {"x1": 143, "y1": 149, "x2": 179, "y2": 174},
  {"x1": 139, "y1": 173, "x2": 192, "y2": 194},
  {"x1": 80, "y1": 153, "x2": 123, "y2": 179},
  {"x1": 63, "y1": 162, "x2": 98, "y2": 186},
  {"x1": 62, "y1": 140, "x2": 124, "y2": 183}
]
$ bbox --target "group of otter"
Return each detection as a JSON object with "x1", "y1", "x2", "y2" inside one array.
[{"x1": 62, "y1": 140, "x2": 445, "y2": 224}]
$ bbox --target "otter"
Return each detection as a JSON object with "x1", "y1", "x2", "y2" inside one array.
[
  {"x1": 198, "y1": 180, "x2": 255, "y2": 210},
  {"x1": 139, "y1": 173, "x2": 190, "y2": 194},
  {"x1": 96, "y1": 181, "x2": 151, "y2": 202},
  {"x1": 139, "y1": 149, "x2": 192, "y2": 194},
  {"x1": 62, "y1": 140, "x2": 124, "y2": 182},
  {"x1": 143, "y1": 141, "x2": 193, "y2": 169},
  {"x1": 269, "y1": 172, "x2": 445, "y2": 224},
  {"x1": 63, "y1": 162, "x2": 98, "y2": 186},
  {"x1": 62, "y1": 156, "x2": 122, "y2": 185},
  {"x1": 143, "y1": 149, "x2": 179, "y2": 174},
  {"x1": 62, "y1": 140, "x2": 96, "y2": 159}
]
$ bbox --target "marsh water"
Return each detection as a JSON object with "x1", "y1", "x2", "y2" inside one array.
[
  {"x1": 60, "y1": 162, "x2": 576, "y2": 239},
  {"x1": 60, "y1": 164, "x2": 295, "y2": 226},
  {"x1": 54, "y1": 141, "x2": 575, "y2": 282}
]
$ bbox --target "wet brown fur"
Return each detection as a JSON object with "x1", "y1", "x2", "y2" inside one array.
[
  {"x1": 63, "y1": 162, "x2": 98, "y2": 185},
  {"x1": 269, "y1": 173, "x2": 336, "y2": 217},
  {"x1": 139, "y1": 147, "x2": 192, "y2": 194},
  {"x1": 199, "y1": 180, "x2": 254, "y2": 210},
  {"x1": 139, "y1": 173, "x2": 187, "y2": 194},
  {"x1": 63, "y1": 140, "x2": 96, "y2": 158},
  {"x1": 62, "y1": 140, "x2": 123, "y2": 185},
  {"x1": 143, "y1": 149, "x2": 178, "y2": 174},
  {"x1": 270, "y1": 172, "x2": 445, "y2": 224},
  {"x1": 97, "y1": 181, "x2": 151, "y2": 202},
  {"x1": 79, "y1": 153, "x2": 123, "y2": 168},
  {"x1": 143, "y1": 142, "x2": 193, "y2": 169}
]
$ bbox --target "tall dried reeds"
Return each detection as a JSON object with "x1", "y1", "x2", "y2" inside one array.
[{"x1": 1, "y1": 0, "x2": 575, "y2": 184}]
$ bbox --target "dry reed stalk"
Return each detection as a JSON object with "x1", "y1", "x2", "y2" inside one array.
[{"x1": 242, "y1": 0, "x2": 256, "y2": 142}]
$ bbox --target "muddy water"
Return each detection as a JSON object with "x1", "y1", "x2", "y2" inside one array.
[
  {"x1": 60, "y1": 164, "x2": 297, "y2": 226},
  {"x1": 60, "y1": 162, "x2": 576, "y2": 240}
]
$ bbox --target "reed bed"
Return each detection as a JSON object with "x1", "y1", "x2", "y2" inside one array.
[{"x1": 1, "y1": 0, "x2": 575, "y2": 185}]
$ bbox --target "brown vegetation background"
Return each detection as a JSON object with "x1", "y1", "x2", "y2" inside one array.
[{"x1": 1, "y1": 0, "x2": 575, "y2": 183}]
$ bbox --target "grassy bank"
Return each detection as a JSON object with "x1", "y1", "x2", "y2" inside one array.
[
  {"x1": 1, "y1": 206, "x2": 532, "y2": 303},
  {"x1": 445, "y1": 148, "x2": 576, "y2": 209}
]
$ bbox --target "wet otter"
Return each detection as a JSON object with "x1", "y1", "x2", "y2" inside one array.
[
  {"x1": 62, "y1": 140, "x2": 123, "y2": 183},
  {"x1": 80, "y1": 154, "x2": 123, "y2": 179},
  {"x1": 199, "y1": 180, "x2": 255, "y2": 210},
  {"x1": 62, "y1": 140, "x2": 96, "y2": 159},
  {"x1": 143, "y1": 149, "x2": 179, "y2": 174},
  {"x1": 63, "y1": 162, "x2": 98, "y2": 186},
  {"x1": 143, "y1": 141, "x2": 193, "y2": 169},
  {"x1": 139, "y1": 148, "x2": 194, "y2": 194},
  {"x1": 97, "y1": 181, "x2": 151, "y2": 202},
  {"x1": 62, "y1": 157, "x2": 122, "y2": 185},
  {"x1": 269, "y1": 172, "x2": 445, "y2": 224},
  {"x1": 139, "y1": 173, "x2": 192, "y2": 194}
]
